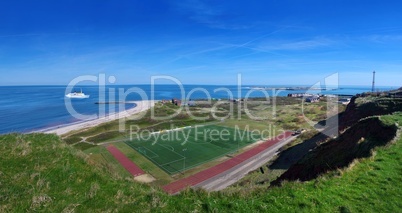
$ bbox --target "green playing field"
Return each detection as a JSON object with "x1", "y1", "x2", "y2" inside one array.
[{"x1": 124, "y1": 124, "x2": 261, "y2": 174}]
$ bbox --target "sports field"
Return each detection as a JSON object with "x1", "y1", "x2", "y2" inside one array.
[{"x1": 125, "y1": 125, "x2": 261, "y2": 174}]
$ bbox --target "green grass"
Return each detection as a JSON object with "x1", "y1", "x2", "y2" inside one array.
[
  {"x1": 86, "y1": 131, "x2": 126, "y2": 143},
  {"x1": 113, "y1": 142, "x2": 174, "y2": 185},
  {"x1": 1, "y1": 119, "x2": 402, "y2": 211},
  {"x1": 63, "y1": 135, "x2": 82, "y2": 144},
  {"x1": 61, "y1": 98, "x2": 344, "y2": 188},
  {"x1": 73, "y1": 142, "x2": 97, "y2": 150},
  {"x1": 125, "y1": 125, "x2": 260, "y2": 174},
  {"x1": 274, "y1": 116, "x2": 397, "y2": 183},
  {"x1": 169, "y1": 114, "x2": 402, "y2": 212},
  {"x1": 65, "y1": 98, "x2": 333, "y2": 150},
  {"x1": 0, "y1": 133, "x2": 166, "y2": 212},
  {"x1": 2, "y1": 97, "x2": 402, "y2": 212},
  {"x1": 82, "y1": 145, "x2": 134, "y2": 179},
  {"x1": 226, "y1": 98, "x2": 399, "y2": 194}
]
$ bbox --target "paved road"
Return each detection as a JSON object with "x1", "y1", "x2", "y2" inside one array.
[
  {"x1": 193, "y1": 135, "x2": 296, "y2": 191},
  {"x1": 163, "y1": 132, "x2": 293, "y2": 194},
  {"x1": 193, "y1": 113, "x2": 339, "y2": 191}
]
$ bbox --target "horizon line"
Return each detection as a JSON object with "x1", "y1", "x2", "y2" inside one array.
[{"x1": 0, "y1": 84, "x2": 400, "y2": 88}]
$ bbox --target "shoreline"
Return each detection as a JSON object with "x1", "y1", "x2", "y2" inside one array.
[{"x1": 43, "y1": 100, "x2": 157, "y2": 136}]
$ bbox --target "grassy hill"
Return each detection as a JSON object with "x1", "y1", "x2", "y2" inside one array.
[
  {"x1": 339, "y1": 97, "x2": 402, "y2": 130},
  {"x1": 1, "y1": 97, "x2": 402, "y2": 212},
  {"x1": 0, "y1": 134, "x2": 167, "y2": 212},
  {"x1": 273, "y1": 115, "x2": 398, "y2": 183}
]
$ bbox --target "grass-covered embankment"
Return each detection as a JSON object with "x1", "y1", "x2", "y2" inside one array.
[
  {"x1": 0, "y1": 133, "x2": 166, "y2": 212},
  {"x1": 1, "y1": 112, "x2": 402, "y2": 212},
  {"x1": 2, "y1": 96, "x2": 401, "y2": 212},
  {"x1": 61, "y1": 98, "x2": 333, "y2": 185},
  {"x1": 273, "y1": 115, "x2": 398, "y2": 183}
]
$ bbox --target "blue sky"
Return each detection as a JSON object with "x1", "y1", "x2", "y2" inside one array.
[{"x1": 0, "y1": 0, "x2": 402, "y2": 86}]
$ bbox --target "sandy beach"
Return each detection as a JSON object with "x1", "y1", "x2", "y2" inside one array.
[{"x1": 44, "y1": 100, "x2": 156, "y2": 136}]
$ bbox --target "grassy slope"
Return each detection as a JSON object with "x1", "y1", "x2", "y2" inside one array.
[
  {"x1": 171, "y1": 113, "x2": 402, "y2": 212},
  {"x1": 65, "y1": 99, "x2": 334, "y2": 149},
  {"x1": 273, "y1": 116, "x2": 397, "y2": 183},
  {"x1": 1, "y1": 113, "x2": 402, "y2": 212},
  {"x1": 226, "y1": 97, "x2": 397, "y2": 191},
  {"x1": 0, "y1": 134, "x2": 167, "y2": 212},
  {"x1": 63, "y1": 99, "x2": 331, "y2": 187},
  {"x1": 1, "y1": 98, "x2": 401, "y2": 212}
]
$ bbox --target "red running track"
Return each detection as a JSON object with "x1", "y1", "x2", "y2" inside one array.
[
  {"x1": 106, "y1": 145, "x2": 145, "y2": 177},
  {"x1": 163, "y1": 131, "x2": 292, "y2": 194}
]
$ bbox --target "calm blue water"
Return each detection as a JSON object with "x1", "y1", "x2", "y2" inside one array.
[{"x1": 0, "y1": 85, "x2": 391, "y2": 134}]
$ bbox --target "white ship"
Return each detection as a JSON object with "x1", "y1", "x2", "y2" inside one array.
[{"x1": 65, "y1": 90, "x2": 90, "y2": 99}]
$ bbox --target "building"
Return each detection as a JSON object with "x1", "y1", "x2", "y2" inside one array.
[{"x1": 305, "y1": 95, "x2": 320, "y2": 103}]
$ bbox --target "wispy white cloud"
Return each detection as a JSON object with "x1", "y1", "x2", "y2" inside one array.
[
  {"x1": 364, "y1": 34, "x2": 402, "y2": 43},
  {"x1": 256, "y1": 37, "x2": 337, "y2": 51},
  {"x1": 0, "y1": 32, "x2": 83, "y2": 38},
  {"x1": 172, "y1": 0, "x2": 250, "y2": 30}
]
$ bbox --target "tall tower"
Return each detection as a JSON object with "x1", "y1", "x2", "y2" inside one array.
[{"x1": 372, "y1": 71, "x2": 376, "y2": 92}]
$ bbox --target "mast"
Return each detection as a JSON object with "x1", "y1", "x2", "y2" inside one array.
[{"x1": 372, "y1": 71, "x2": 375, "y2": 92}]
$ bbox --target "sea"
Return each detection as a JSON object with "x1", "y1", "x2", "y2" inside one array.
[{"x1": 0, "y1": 84, "x2": 394, "y2": 134}]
